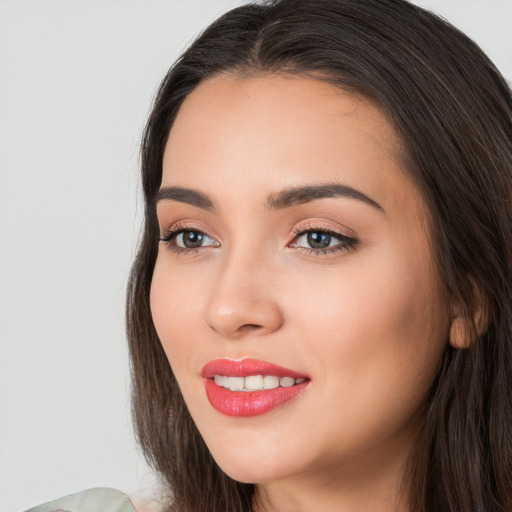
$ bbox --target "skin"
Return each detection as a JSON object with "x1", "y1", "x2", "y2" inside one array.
[{"x1": 150, "y1": 75, "x2": 452, "y2": 512}]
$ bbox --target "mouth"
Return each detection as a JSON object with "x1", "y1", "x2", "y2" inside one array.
[
  {"x1": 201, "y1": 358, "x2": 311, "y2": 417},
  {"x1": 214, "y1": 374, "x2": 306, "y2": 391}
]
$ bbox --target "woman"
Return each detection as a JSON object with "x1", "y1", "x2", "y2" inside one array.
[{"x1": 28, "y1": 0, "x2": 512, "y2": 511}]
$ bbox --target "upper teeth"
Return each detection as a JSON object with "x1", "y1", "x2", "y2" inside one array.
[{"x1": 214, "y1": 375, "x2": 306, "y2": 391}]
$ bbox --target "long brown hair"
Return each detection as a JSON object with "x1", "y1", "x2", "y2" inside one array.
[{"x1": 126, "y1": 1, "x2": 512, "y2": 510}]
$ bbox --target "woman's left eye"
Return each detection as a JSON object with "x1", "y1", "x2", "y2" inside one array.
[{"x1": 289, "y1": 229, "x2": 357, "y2": 254}]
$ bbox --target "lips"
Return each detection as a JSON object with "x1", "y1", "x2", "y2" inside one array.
[{"x1": 201, "y1": 358, "x2": 310, "y2": 417}]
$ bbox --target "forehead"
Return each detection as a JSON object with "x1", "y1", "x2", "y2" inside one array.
[{"x1": 162, "y1": 74, "x2": 421, "y2": 216}]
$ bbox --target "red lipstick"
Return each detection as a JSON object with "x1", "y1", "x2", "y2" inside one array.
[{"x1": 201, "y1": 358, "x2": 310, "y2": 417}]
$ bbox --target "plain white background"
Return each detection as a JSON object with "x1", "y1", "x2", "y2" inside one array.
[{"x1": 0, "y1": 1, "x2": 510, "y2": 511}]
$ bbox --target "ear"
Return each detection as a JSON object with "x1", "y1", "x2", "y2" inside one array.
[
  {"x1": 448, "y1": 283, "x2": 488, "y2": 349},
  {"x1": 448, "y1": 316, "x2": 473, "y2": 349}
]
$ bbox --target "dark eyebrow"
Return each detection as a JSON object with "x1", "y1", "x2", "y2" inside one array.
[
  {"x1": 154, "y1": 186, "x2": 215, "y2": 211},
  {"x1": 266, "y1": 183, "x2": 383, "y2": 211},
  {"x1": 154, "y1": 182, "x2": 383, "y2": 213}
]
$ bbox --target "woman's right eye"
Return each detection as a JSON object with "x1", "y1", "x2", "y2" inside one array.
[{"x1": 159, "y1": 228, "x2": 219, "y2": 253}]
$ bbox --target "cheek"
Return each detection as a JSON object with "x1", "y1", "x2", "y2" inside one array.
[
  {"x1": 149, "y1": 257, "x2": 204, "y2": 373},
  {"x1": 285, "y1": 246, "x2": 449, "y2": 405},
  {"x1": 274, "y1": 253, "x2": 448, "y2": 462},
  {"x1": 291, "y1": 254, "x2": 445, "y2": 337}
]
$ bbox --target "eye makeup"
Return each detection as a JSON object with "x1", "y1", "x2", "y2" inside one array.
[
  {"x1": 288, "y1": 220, "x2": 358, "y2": 257},
  {"x1": 159, "y1": 222, "x2": 219, "y2": 255},
  {"x1": 158, "y1": 218, "x2": 358, "y2": 258}
]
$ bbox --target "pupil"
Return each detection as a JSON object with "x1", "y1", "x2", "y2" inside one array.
[
  {"x1": 183, "y1": 231, "x2": 203, "y2": 248},
  {"x1": 307, "y1": 231, "x2": 331, "y2": 249}
]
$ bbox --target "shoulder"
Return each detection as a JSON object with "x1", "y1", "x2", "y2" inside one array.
[{"x1": 24, "y1": 488, "x2": 137, "y2": 512}]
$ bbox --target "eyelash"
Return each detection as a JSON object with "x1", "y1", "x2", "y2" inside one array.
[
  {"x1": 289, "y1": 223, "x2": 358, "y2": 256},
  {"x1": 158, "y1": 223, "x2": 358, "y2": 256},
  {"x1": 159, "y1": 223, "x2": 216, "y2": 255}
]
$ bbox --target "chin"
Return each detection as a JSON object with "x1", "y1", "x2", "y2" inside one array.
[
  {"x1": 198, "y1": 427, "x2": 300, "y2": 484},
  {"x1": 212, "y1": 454, "x2": 293, "y2": 485}
]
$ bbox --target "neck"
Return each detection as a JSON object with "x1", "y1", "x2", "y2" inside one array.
[{"x1": 252, "y1": 435, "x2": 413, "y2": 512}]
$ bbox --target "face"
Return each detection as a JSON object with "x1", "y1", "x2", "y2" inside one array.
[{"x1": 150, "y1": 75, "x2": 450, "y2": 498}]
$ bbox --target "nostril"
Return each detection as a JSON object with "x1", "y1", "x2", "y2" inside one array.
[
  {"x1": 208, "y1": 322, "x2": 269, "y2": 337},
  {"x1": 205, "y1": 294, "x2": 284, "y2": 339},
  {"x1": 240, "y1": 324, "x2": 263, "y2": 333}
]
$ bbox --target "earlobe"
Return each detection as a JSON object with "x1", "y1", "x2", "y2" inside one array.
[
  {"x1": 448, "y1": 317, "x2": 473, "y2": 349},
  {"x1": 448, "y1": 284, "x2": 488, "y2": 349}
]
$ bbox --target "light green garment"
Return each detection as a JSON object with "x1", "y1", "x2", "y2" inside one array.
[{"x1": 24, "y1": 488, "x2": 137, "y2": 512}]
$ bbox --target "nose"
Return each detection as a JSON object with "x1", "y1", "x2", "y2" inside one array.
[{"x1": 204, "y1": 252, "x2": 284, "y2": 340}]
